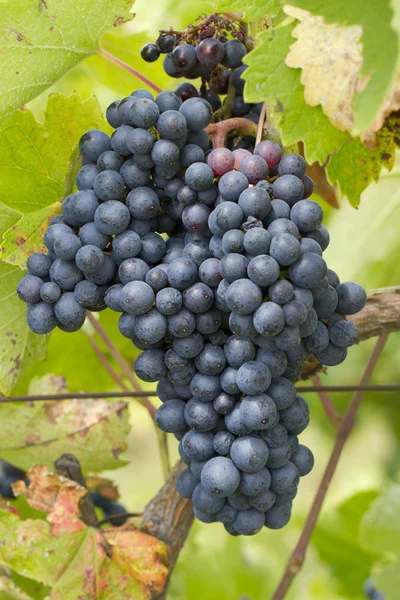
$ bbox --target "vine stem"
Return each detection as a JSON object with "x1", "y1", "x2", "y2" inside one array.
[
  {"x1": 85, "y1": 314, "x2": 171, "y2": 479},
  {"x1": 272, "y1": 334, "x2": 389, "y2": 600},
  {"x1": 86, "y1": 313, "x2": 156, "y2": 420},
  {"x1": 87, "y1": 335, "x2": 128, "y2": 391},
  {"x1": 98, "y1": 48, "x2": 163, "y2": 93},
  {"x1": 2, "y1": 384, "x2": 400, "y2": 403},
  {"x1": 311, "y1": 375, "x2": 341, "y2": 426}
]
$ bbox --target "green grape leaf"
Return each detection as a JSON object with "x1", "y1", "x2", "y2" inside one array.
[
  {"x1": 360, "y1": 484, "x2": 400, "y2": 555},
  {"x1": 360, "y1": 485, "x2": 400, "y2": 600},
  {"x1": 0, "y1": 263, "x2": 48, "y2": 395},
  {"x1": 1, "y1": 203, "x2": 60, "y2": 268},
  {"x1": 326, "y1": 119, "x2": 398, "y2": 207},
  {"x1": 312, "y1": 491, "x2": 379, "y2": 596},
  {"x1": 210, "y1": 0, "x2": 282, "y2": 21},
  {"x1": 0, "y1": 574, "x2": 35, "y2": 600},
  {"x1": 0, "y1": 93, "x2": 105, "y2": 266},
  {"x1": 14, "y1": 310, "x2": 141, "y2": 395},
  {"x1": 286, "y1": 0, "x2": 399, "y2": 136},
  {"x1": 0, "y1": 467, "x2": 169, "y2": 600},
  {"x1": 0, "y1": 374, "x2": 130, "y2": 473},
  {"x1": 0, "y1": 0, "x2": 134, "y2": 120}
]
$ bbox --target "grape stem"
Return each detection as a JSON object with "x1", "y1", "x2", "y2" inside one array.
[
  {"x1": 98, "y1": 48, "x2": 163, "y2": 93},
  {"x1": 271, "y1": 334, "x2": 389, "y2": 600},
  {"x1": 97, "y1": 512, "x2": 143, "y2": 527},
  {"x1": 222, "y1": 74, "x2": 237, "y2": 120},
  {"x1": 206, "y1": 117, "x2": 258, "y2": 148},
  {"x1": 255, "y1": 103, "x2": 266, "y2": 146}
]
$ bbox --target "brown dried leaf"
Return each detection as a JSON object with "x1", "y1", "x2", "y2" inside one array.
[
  {"x1": 13, "y1": 464, "x2": 86, "y2": 536},
  {"x1": 3, "y1": 466, "x2": 170, "y2": 599},
  {"x1": 361, "y1": 72, "x2": 400, "y2": 147},
  {"x1": 285, "y1": 6, "x2": 365, "y2": 132}
]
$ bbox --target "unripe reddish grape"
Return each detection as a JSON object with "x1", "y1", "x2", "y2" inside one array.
[
  {"x1": 207, "y1": 148, "x2": 235, "y2": 176},
  {"x1": 232, "y1": 148, "x2": 251, "y2": 170},
  {"x1": 239, "y1": 155, "x2": 269, "y2": 184},
  {"x1": 254, "y1": 140, "x2": 282, "y2": 168}
]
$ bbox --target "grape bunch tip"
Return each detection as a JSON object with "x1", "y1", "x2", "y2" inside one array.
[{"x1": 17, "y1": 13, "x2": 367, "y2": 537}]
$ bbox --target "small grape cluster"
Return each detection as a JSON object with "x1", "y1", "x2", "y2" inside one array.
[
  {"x1": 364, "y1": 579, "x2": 385, "y2": 600},
  {"x1": 141, "y1": 14, "x2": 247, "y2": 79},
  {"x1": 18, "y1": 84, "x2": 367, "y2": 536},
  {"x1": 141, "y1": 14, "x2": 262, "y2": 130},
  {"x1": 89, "y1": 491, "x2": 128, "y2": 526},
  {"x1": 0, "y1": 461, "x2": 27, "y2": 498}
]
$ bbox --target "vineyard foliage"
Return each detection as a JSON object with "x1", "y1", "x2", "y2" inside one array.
[{"x1": 0, "y1": 0, "x2": 399, "y2": 598}]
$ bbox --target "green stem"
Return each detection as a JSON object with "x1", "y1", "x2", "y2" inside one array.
[{"x1": 223, "y1": 73, "x2": 236, "y2": 120}]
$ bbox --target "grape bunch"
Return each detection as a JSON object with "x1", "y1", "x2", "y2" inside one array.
[{"x1": 18, "y1": 83, "x2": 366, "y2": 536}]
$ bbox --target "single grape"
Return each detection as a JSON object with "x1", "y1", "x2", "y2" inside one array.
[
  {"x1": 222, "y1": 39, "x2": 246, "y2": 68},
  {"x1": 254, "y1": 140, "x2": 282, "y2": 167},
  {"x1": 196, "y1": 38, "x2": 225, "y2": 68},
  {"x1": 207, "y1": 148, "x2": 235, "y2": 176},
  {"x1": 140, "y1": 43, "x2": 160, "y2": 62}
]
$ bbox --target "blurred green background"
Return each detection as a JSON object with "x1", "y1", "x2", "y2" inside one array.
[{"x1": 21, "y1": 0, "x2": 400, "y2": 598}]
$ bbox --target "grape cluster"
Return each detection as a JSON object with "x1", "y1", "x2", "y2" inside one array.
[
  {"x1": 18, "y1": 84, "x2": 366, "y2": 536},
  {"x1": 0, "y1": 461, "x2": 27, "y2": 498},
  {"x1": 364, "y1": 579, "x2": 385, "y2": 600}
]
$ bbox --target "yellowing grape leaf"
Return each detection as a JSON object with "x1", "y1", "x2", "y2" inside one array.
[
  {"x1": 287, "y1": 0, "x2": 399, "y2": 137},
  {"x1": 0, "y1": 0, "x2": 134, "y2": 120},
  {"x1": 243, "y1": 23, "x2": 349, "y2": 165},
  {"x1": 285, "y1": 6, "x2": 365, "y2": 132},
  {"x1": 3, "y1": 465, "x2": 169, "y2": 600},
  {"x1": 0, "y1": 263, "x2": 49, "y2": 395},
  {"x1": 243, "y1": 22, "x2": 397, "y2": 206},
  {"x1": 0, "y1": 374, "x2": 130, "y2": 473},
  {"x1": 0, "y1": 93, "x2": 104, "y2": 267}
]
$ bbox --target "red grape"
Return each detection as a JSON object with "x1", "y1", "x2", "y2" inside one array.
[
  {"x1": 254, "y1": 140, "x2": 282, "y2": 168},
  {"x1": 232, "y1": 148, "x2": 251, "y2": 170},
  {"x1": 207, "y1": 148, "x2": 235, "y2": 176}
]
